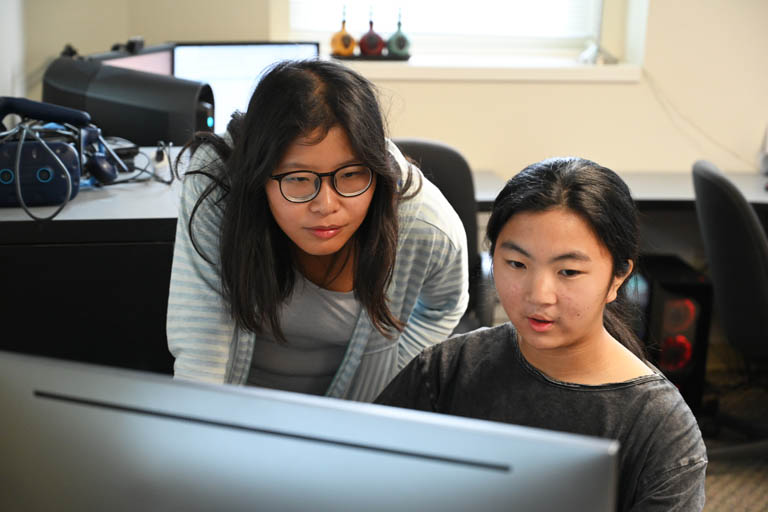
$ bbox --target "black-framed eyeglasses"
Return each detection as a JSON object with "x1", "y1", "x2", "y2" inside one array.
[{"x1": 270, "y1": 163, "x2": 373, "y2": 203}]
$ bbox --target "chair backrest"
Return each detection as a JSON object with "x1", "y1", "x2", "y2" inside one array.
[
  {"x1": 392, "y1": 138, "x2": 480, "y2": 270},
  {"x1": 692, "y1": 160, "x2": 768, "y2": 357}
]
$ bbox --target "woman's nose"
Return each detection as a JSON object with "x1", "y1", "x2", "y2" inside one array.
[{"x1": 308, "y1": 177, "x2": 340, "y2": 214}]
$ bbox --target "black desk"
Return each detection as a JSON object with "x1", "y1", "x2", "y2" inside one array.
[
  {"x1": 0, "y1": 179, "x2": 180, "y2": 374},
  {"x1": 621, "y1": 172, "x2": 768, "y2": 266}
]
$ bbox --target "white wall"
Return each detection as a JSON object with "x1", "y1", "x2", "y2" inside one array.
[
  {"x1": 371, "y1": 0, "x2": 768, "y2": 176},
  {"x1": 22, "y1": 0, "x2": 271, "y2": 101},
  {"x1": 0, "y1": 0, "x2": 25, "y2": 98},
  {"x1": 20, "y1": 0, "x2": 768, "y2": 176}
]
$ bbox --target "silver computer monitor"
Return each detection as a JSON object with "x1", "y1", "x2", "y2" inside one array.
[
  {"x1": 0, "y1": 350, "x2": 618, "y2": 511},
  {"x1": 172, "y1": 41, "x2": 320, "y2": 133}
]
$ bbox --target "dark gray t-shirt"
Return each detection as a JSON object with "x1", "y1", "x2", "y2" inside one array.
[{"x1": 375, "y1": 323, "x2": 707, "y2": 512}]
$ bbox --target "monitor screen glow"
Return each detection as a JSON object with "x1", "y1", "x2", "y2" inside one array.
[
  {"x1": 172, "y1": 42, "x2": 320, "y2": 133},
  {"x1": 89, "y1": 45, "x2": 174, "y2": 76},
  {"x1": 100, "y1": 51, "x2": 174, "y2": 76}
]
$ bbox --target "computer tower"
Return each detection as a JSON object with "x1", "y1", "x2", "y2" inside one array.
[
  {"x1": 42, "y1": 57, "x2": 214, "y2": 146},
  {"x1": 635, "y1": 254, "x2": 712, "y2": 413}
]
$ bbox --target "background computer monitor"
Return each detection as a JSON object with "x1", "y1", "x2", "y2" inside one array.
[
  {"x1": 88, "y1": 43, "x2": 174, "y2": 76},
  {"x1": 0, "y1": 350, "x2": 618, "y2": 511},
  {"x1": 172, "y1": 41, "x2": 319, "y2": 133}
]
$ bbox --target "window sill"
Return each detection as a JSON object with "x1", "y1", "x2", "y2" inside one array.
[{"x1": 327, "y1": 55, "x2": 641, "y2": 83}]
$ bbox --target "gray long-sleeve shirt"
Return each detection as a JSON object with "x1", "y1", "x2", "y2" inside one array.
[{"x1": 167, "y1": 140, "x2": 469, "y2": 402}]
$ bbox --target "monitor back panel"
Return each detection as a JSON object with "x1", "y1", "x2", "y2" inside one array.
[{"x1": 0, "y1": 351, "x2": 618, "y2": 512}]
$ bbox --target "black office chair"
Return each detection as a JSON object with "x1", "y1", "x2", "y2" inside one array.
[
  {"x1": 692, "y1": 160, "x2": 768, "y2": 454},
  {"x1": 393, "y1": 138, "x2": 495, "y2": 333}
]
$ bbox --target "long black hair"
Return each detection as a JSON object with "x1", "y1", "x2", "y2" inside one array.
[
  {"x1": 181, "y1": 59, "x2": 416, "y2": 340},
  {"x1": 486, "y1": 157, "x2": 645, "y2": 359}
]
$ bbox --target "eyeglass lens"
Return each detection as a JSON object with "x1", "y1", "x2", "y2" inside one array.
[{"x1": 280, "y1": 166, "x2": 372, "y2": 202}]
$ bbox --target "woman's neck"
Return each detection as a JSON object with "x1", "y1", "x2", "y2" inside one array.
[
  {"x1": 295, "y1": 243, "x2": 355, "y2": 292},
  {"x1": 518, "y1": 327, "x2": 652, "y2": 385}
]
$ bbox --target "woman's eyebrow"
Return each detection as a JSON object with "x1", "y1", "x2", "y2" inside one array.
[
  {"x1": 499, "y1": 241, "x2": 530, "y2": 258},
  {"x1": 278, "y1": 158, "x2": 361, "y2": 171},
  {"x1": 499, "y1": 241, "x2": 591, "y2": 263},
  {"x1": 550, "y1": 251, "x2": 591, "y2": 263}
]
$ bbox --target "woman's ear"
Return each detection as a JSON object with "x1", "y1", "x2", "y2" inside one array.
[{"x1": 606, "y1": 259, "x2": 634, "y2": 303}]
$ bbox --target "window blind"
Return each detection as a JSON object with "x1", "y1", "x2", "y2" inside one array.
[{"x1": 289, "y1": 0, "x2": 604, "y2": 56}]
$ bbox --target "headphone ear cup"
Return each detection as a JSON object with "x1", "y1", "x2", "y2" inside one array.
[{"x1": 85, "y1": 154, "x2": 118, "y2": 184}]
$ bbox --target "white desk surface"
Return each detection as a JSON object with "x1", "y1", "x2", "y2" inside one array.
[
  {"x1": 472, "y1": 170, "x2": 768, "y2": 206},
  {"x1": 621, "y1": 171, "x2": 768, "y2": 204},
  {"x1": 0, "y1": 147, "x2": 182, "y2": 222},
  {"x1": 0, "y1": 179, "x2": 180, "y2": 222},
  {"x1": 2, "y1": 165, "x2": 767, "y2": 223}
]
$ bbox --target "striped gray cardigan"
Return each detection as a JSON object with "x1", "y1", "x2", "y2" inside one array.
[{"x1": 166, "y1": 140, "x2": 469, "y2": 402}]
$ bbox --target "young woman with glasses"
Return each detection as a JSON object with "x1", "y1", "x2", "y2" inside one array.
[{"x1": 167, "y1": 59, "x2": 468, "y2": 402}]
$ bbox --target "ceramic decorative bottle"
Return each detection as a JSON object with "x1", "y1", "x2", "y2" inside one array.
[
  {"x1": 330, "y1": 10, "x2": 356, "y2": 57},
  {"x1": 386, "y1": 11, "x2": 411, "y2": 59},
  {"x1": 359, "y1": 19, "x2": 385, "y2": 56}
]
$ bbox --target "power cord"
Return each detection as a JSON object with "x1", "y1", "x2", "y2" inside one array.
[
  {"x1": 643, "y1": 68, "x2": 758, "y2": 171},
  {"x1": 92, "y1": 141, "x2": 176, "y2": 187},
  {"x1": 152, "y1": 140, "x2": 176, "y2": 185},
  {"x1": 103, "y1": 151, "x2": 154, "y2": 185}
]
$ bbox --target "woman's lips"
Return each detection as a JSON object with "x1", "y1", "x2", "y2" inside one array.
[
  {"x1": 528, "y1": 316, "x2": 554, "y2": 333},
  {"x1": 307, "y1": 226, "x2": 342, "y2": 239}
]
